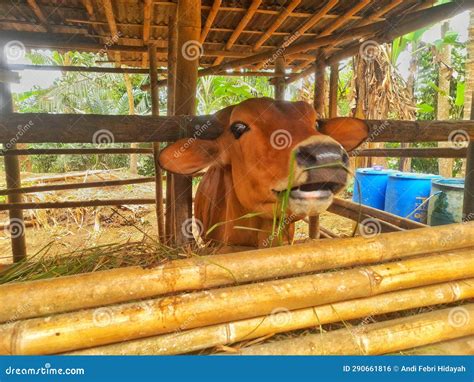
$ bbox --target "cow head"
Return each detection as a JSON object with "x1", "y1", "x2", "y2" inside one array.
[{"x1": 159, "y1": 98, "x2": 368, "y2": 219}]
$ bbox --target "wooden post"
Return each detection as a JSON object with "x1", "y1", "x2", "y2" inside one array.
[
  {"x1": 165, "y1": 7, "x2": 178, "y2": 243},
  {"x1": 463, "y1": 93, "x2": 474, "y2": 221},
  {"x1": 274, "y1": 57, "x2": 286, "y2": 100},
  {"x1": 0, "y1": 43, "x2": 27, "y2": 262},
  {"x1": 173, "y1": 0, "x2": 201, "y2": 244},
  {"x1": 309, "y1": 56, "x2": 326, "y2": 240},
  {"x1": 328, "y1": 63, "x2": 338, "y2": 118},
  {"x1": 148, "y1": 44, "x2": 165, "y2": 242}
]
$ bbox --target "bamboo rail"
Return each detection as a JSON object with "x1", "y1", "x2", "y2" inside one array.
[
  {"x1": 1, "y1": 249, "x2": 473, "y2": 355},
  {"x1": 68, "y1": 278, "x2": 474, "y2": 355},
  {"x1": 1, "y1": 222, "x2": 472, "y2": 323},
  {"x1": 0, "y1": 198, "x2": 156, "y2": 211},
  {"x1": 329, "y1": 198, "x2": 426, "y2": 230},
  {"x1": 238, "y1": 304, "x2": 474, "y2": 355},
  {"x1": 0, "y1": 148, "x2": 154, "y2": 156},
  {"x1": 0, "y1": 177, "x2": 155, "y2": 196},
  {"x1": 352, "y1": 147, "x2": 468, "y2": 158}
]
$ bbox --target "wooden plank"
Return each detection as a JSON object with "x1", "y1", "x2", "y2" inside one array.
[
  {"x1": 1, "y1": 114, "x2": 474, "y2": 144},
  {"x1": 9, "y1": 64, "x2": 154, "y2": 74},
  {"x1": 26, "y1": 0, "x2": 50, "y2": 32}
]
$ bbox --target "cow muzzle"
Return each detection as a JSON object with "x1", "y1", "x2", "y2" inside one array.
[{"x1": 275, "y1": 141, "x2": 350, "y2": 216}]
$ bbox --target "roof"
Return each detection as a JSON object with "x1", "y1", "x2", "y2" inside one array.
[{"x1": 0, "y1": 0, "x2": 432, "y2": 72}]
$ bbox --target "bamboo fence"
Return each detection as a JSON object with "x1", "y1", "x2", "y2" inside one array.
[
  {"x1": 1, "y1": 248, "x2": 473, "y2": 355},
  {"x1": 1, "y1": 222, "x2": 473, "y2": 323}
]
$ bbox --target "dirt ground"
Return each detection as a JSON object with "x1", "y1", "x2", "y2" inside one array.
[{"x1": 0, "y1": 170, "x2": 354, "y2": 265}]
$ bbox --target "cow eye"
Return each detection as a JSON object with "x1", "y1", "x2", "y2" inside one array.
[{"x1": 230, "y1": 122, "x2": 249, "y2": 139}]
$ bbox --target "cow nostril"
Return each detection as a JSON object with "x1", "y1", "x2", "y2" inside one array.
[{"x1": 296, "y1": 147, "x2": 318, "y2": 167}]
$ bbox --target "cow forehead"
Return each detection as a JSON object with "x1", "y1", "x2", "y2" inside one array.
[{"x1": 230, "y1": 99, "x2": 316, "y2": 130}]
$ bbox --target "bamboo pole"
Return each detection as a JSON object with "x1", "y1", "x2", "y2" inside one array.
[
  {"x1": 0, "y1": 42, "x2": 27, "y2": 262},
  {"x1": 309, "y1": 55, "x2": 326, "y2": 239},
  {"x1": 173, "y1": 0, "x2": 200, "y2": 244},
  {"x1": 1, "y1": 222, "x2": 473, "y2": 323},
  {"x1": 1, "y1": 249, "x2": 474, "y2": 355},
  {"x1": 0, "y1": 198, "x2": 156, "y2": 211},
  {"x1": 352, "y1": 147, "x2": 468, "y2": 158},
  {"x1": 463, "y1": 94, "x2": 474, "y2": 221},
  {"x1": 0, "y1": 148, "x2": 154, "y2": 156},
  {"x1": 329, "y1": 198, "x2": 426, "y2": 230},
  {"x1": 149, "y1": 44, "x2": 165, "y2": 242},
  {"x1": 165, "y1": 7, "x2": 178, "y2": 244},
  {"x1": 274, "y1": 57, "x2": 286, "y2": 100},
  {"x1": 69, "y1": 278, "x2": 474, "y2": 355},
  {"x1": 239, "y1": 304, "x2": 474, "y2": 355},
  {"x1": 328, "y1": 63, "x2": 338, "y2": 118},
  {"x1": 403, "y1": 336, "x2": 474, "y2": 355},
  {"x1": 0, "y1": 177, "x2": 155, "y2": 196}
]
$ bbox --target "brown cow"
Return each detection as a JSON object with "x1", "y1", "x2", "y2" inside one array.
[{"x1": 159, "y1": 98, "x2": 368, "y2": 247}]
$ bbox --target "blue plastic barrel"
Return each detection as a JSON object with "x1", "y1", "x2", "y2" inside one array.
[
  {"x1": 352, "y1": 167, "x2": 399, "y2": 210},
  {"x1": 385, "y1": 172, "x2": 442, "y2": 223},
  {"x1": 427, "y1": 178, "x2": 465, "y2": 226}
]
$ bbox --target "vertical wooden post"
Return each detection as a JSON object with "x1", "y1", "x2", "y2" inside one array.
[
  {"x1": 309, "y1": 56, "x2": 326, "y2": 240},
  {"x1": 274, "y1": 57, "x2": 286, "y2": 101},
  {"x1": 165, "y1": 6, "x2": 178, "y2": 244},
  {"x1": 463, "y1": 93, "x2": 474, "y2": 221},
  {"x1": 173, "y1": 0, "x2": 201, "y2": 244},
  {"x1": 149, "y1": 44, "x2": 165, "y2": 242},
  {"x1": 328, "y1": 63, "x2": 339, "y2": 118},
  {"x1": 0, "y1": 44, "x2": 27, "y2": 262}
]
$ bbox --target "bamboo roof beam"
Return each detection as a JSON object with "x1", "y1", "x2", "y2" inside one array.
[
  {"x1": 200, "y1": 1, "x2": 472, "y2": 76},
  {"x1": 319, "y1": 0, "x2": 371, "y2": 36},
  {"x1": 289, "y1": 0, "x2": 338, "y2": 44},
  {"x1": 200, "y1": 0, "x2": 221, "y2": 44},
  {"x1": 26, "y1": 0, "x2": 50, "y2": 32},
  {"x1": 253, "y1": 0, "x2": 301, "y2": 51},
  {"x1": 142, "y1": 0, "x2": 154, "y2": 67},
  {"x1": 213, "y1": 0, "x2": 261, "y2": 66}
]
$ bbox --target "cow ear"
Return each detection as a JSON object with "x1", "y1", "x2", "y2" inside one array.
[
  {"x1": 318, "y1": 117, "x2": 369, "y2": 151},
  {"x1": 159, "y1": 139, "x2": 220, "y2": 175}
]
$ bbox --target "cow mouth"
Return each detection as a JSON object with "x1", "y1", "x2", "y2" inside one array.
[{"x1": 274, "y1": 182, "x2": 343, "y2": 200}]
